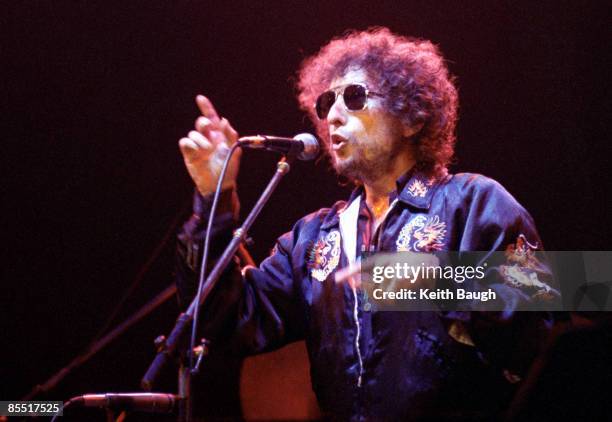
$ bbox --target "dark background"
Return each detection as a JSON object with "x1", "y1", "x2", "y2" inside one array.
[{"x1": 2, "y1": 0, "x2": 610, "y2": 419}]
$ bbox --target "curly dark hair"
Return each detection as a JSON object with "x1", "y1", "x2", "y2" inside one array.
[{"x1": 297, "y1": 27, "x2": 458, "y2": 178}]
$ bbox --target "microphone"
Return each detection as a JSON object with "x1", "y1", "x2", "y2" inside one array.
[
  {"x1": 238, "y1": 133, "x2": 319, "y2": 161},
  {"x1": 68, "y1": 393, "x2": 177, "y2": 413}
]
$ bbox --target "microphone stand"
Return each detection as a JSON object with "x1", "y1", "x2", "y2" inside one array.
[{"x1": 142, "y1": 155, "x2": 295, "y2": 422}]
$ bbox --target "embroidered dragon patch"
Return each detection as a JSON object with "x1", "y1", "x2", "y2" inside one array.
[
  {"x1": 396, "y1": 215, "x2": 447, "y2": 252},
  {"x1": 309, "y1": 230, "x2": 341, "y2": 282},
  {"x1": 499, "y1": 234, "x2": 554, "y2": 297},
  {"x1": 504, "y1": 234, "x2": 539, "y2": 268}
]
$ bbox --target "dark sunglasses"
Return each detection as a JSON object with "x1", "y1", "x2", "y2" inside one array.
[{"x1": 315, "y1": 83, "x2": 383, "y2": 120}]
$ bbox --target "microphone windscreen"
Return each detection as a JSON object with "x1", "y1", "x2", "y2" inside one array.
[{"x1": 293, "y1": 133, "x2": 320, "y2": 161}]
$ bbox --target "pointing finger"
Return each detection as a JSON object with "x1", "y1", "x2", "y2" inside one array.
[{"x1": 196, "y1": 95, "x2": 220, "y2": 123}]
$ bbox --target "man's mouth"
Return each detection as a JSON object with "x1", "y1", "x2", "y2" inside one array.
[{"x1": 331, "y1": 133, "x2": 348, "y2": 151}]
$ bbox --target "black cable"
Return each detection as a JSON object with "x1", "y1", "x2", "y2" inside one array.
[
  {"x1": 189, "y1": 143, "x2": 240, "y2": 373},
  {"x1": 50, "y1": 400, "x2": 72, "y2": 422}
]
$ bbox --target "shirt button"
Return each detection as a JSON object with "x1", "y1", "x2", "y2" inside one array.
[{"x1": 363, "y1": 302, "x2": 372, "y2": 312}]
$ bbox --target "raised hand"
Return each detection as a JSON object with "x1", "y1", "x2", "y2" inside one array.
[{"x1": 179, "y1": 95, "x2": 241, "y2": 195}]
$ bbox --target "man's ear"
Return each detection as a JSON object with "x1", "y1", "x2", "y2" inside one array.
[{"x1": 402, "y1": 122, "x2": 424, "y2": 139}]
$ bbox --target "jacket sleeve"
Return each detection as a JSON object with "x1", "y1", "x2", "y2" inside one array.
[
  {"x1": 175, "y1": 189, "x2": 306, "y2": 356},
  {"x1": 443, "y1": 176, "x2": 561, "y2": 377}
]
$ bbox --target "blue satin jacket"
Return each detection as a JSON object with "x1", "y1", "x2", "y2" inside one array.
[{"x1": 176, "y1": 171, "x2": 557, "y2": 421}]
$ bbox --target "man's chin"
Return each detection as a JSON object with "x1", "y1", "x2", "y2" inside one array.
[
  {"x1": 332, "y1": 158, "x2": 362, "y2": 180},
  {"x1": 332, "y1": 157, "x2": 350, "y2": 174}
]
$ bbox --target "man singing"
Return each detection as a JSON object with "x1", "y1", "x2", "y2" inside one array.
[{"x1": 176, "y1": 28, "x2": 556, "y2": 420}]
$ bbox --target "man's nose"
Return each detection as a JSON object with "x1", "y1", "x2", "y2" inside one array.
[{"x1": 327, "y1": 95, "x2": 347, "y2": 128}]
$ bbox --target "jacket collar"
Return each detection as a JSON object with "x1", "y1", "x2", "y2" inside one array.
[
  {"x1": 320, "y1": 168, "x2": 445, "y2": 230},
  {"x1": 397, "y1": 169, "x2": 444, "y2": 210}
]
